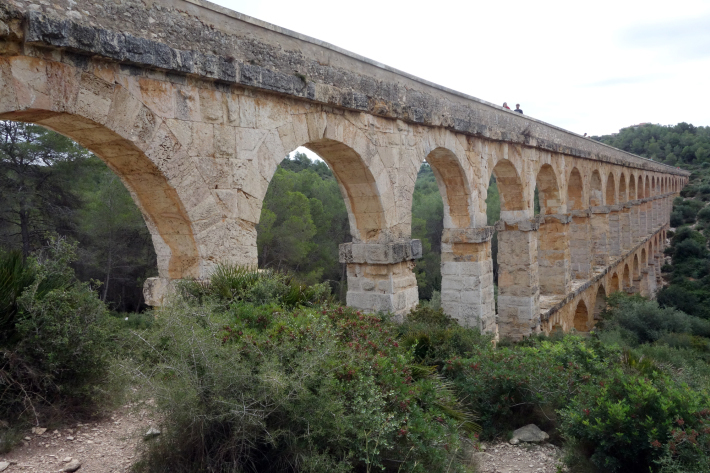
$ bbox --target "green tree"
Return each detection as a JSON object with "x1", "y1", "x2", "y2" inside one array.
[{"x1": 0, "y1": 121, "x2": 89, "y2": 257}]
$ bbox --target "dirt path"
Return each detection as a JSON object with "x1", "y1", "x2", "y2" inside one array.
[
  {"x1": 477, "y1": 442, "x2": 566, "y2": 473},
  {"x1": 0, "y1": 404, "x2": 155, "y2": 473},
  {"x1": 1, "y1": 409, "x2": 565, "y2": 473}
]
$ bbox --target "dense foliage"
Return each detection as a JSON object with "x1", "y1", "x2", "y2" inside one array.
[
  {"x1": 592, "y1": 122, "x2": 710, "y2": 166},
  {"x1": 0, "y1": 239, "x2": 114, "y2": 446},
  {"x1": 134, "y1": 267, "x2": 478, "y2": 473},
  {"x1": 0, "y1": 121, "x2": 157, "y2": 311}
]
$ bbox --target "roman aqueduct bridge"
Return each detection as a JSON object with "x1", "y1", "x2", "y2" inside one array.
[{"x1": 0, "y1": 0, "x2": 689, "y2": 339}]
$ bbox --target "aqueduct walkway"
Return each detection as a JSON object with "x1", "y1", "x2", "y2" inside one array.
[{"x1": 0, "y1": 0, "x2": 689, "y2": 338}]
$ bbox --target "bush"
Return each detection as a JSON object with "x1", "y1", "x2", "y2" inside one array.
[
  {"x1": 0, "y1": 238, "x2": 113, "y2": 426},
  {"x1": 601, "y1": 293, "x2": 710, "y2": 344},
  {"x1": 559, "y1": 369, "x2": 710, "y2": 473},
  {"x1": 134, "y1": 271, "x2": 477, "y2": 473}
]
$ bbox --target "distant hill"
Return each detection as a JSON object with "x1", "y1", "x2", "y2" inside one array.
[{"x1": 592, "y1": 122, "x2": 710, "y2": 166}]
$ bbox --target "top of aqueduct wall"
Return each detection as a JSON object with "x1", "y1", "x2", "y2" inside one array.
[{"x1": 0, "y1": 0, "x2": 689, "y2": 177}]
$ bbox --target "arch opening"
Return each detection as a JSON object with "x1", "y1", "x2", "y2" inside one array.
[
  {"x1": 590, "y1": 170, "x2": 603, "y2": 207},
  {"x1": 629, "y1": 173, "x2": 637, "y2": 200},
  {"x1": 606, "y1": 172, "x2": 616, "y2": 205},
  {"x1": 568, "y1": 168, "x2": 585, "y2": 210},
  {"x1": 619, "y1": 174, "x2": 627, "y2": 202},
  {"x1": 593, "y1": 284, "x2": 607, "y2": 320},
  {"x1": 623, "y1": 264, "x2": 631, "y2": 291},
  {"x1": 573, "y1": 299, "x2": 590, "y2": 332},
  {"x1": 610, "y1": 273, "x2": 620, "y2": 292}
]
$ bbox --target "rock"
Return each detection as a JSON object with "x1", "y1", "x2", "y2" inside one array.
[
  {"x1": 63, "y1": 457, "x2": 73, "y2": 462},
  {"x1": 144, "y1": 426, "x2": 161, "y2": 440},
  {"x1": 509, "y1": 437, "x2": 520, "y2": 445},
  {"x1": 32, "y1": 427, "x2": 47, "y2": 435},
  {"x1": 0, "y1": 461, "x2": 9, "y2": 472},
  {"x1": 61, "y1": 459, "x2": 81, "y2": 472},
  {"x1": 510, "y1": 424, "x2": 549, "y2": 444}
]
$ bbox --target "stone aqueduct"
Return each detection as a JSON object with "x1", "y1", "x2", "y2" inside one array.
[{"x1": 0, "y1": 0, "x2": 689, "y2": 339}]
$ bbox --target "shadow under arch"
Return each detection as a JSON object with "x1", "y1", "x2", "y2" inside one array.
[
  {"x1": 568, "y1": 168, "x2": 585, "y2": 210},
  {"x1": 1, "y1": 111, "x2": 200, "y2": 281},
  {"x1": 623, "y1": 264, "x2": 631, "y2": 291},
  {"x1": 629, "y1": 173, "x2": 637, "y2": 200},
  {"x1": 303, "y1": 139, "x2": 387, "y2": 243},
  {"x1": 619, "y1": 174, "x2": 627, "y2": 202}
]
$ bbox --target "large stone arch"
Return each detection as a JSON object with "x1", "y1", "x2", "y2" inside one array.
[
  {"x1": 568, "y1": 168, "x2": 585, "y2": 210},
  {"x1": 619, "y1": 173, "x2": 627, "y2": 202},
  {"x1": 536, "y1": 163, "x2": 563, "y2": 214},
  {"x1": 629, "y1": 173, "x2": 637, "y2": 199},
  {"x1": 610, "y1": 272, "x2": 620, "y2": 292},
  {"x1": 491, "y1": 158, "x2": 526, "y2": 219},
  {"x1": 623, "y1": 263, "x2": 631, "y2": 291},
  {"x1": 638, "y1": 175, "x2": 645, "y2": 198},
  {"x1": 573, "y1": 299, "x2": 590, "y2": 332},
  {"x1": 606, "y1": 172, "x2": 616, "y2": 204},
  {"x1": 590, "y1": 169, "x2": 603, "y2": 207},
  {"x1": 425, "y1": 146, "x2": 475, "y2": 229},
  {"x1": 593, "y1": 284, "x2": 607, "y2": 320},
  {"x1": 0, "y1": 56, "x2": 210, "y2": 286}
]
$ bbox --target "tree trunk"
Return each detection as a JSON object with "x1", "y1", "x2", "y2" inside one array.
[{"x1": 19, "y1": 206, "x2": 30, "y2": 260}]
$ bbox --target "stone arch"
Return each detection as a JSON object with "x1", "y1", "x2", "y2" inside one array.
[
  {"x1": 645, "y1": 175, "x2": 651, "y2": 198},
  {"x1": 610, "y1": 272, "x2": 620, "y2": 292},
  {"x1": 426, "y1": 147, "x2": 474, "y2": 229},
  {"x1": 641, "y1": 247, "x2": 647, "y2": 267},
  {"x1": 590, "y1": 170, "x2": 603, "y2": 206},
  {"x1": 303, "y1": 138, "x2": 389, "y2": 243},
  {"x1": 623, "y1": 264, "x2": 631, "y2": 290},
  {"x1": 619, "y1": 173, "x2": 627, "y2": 202},
  {"x1": 573, "y1": 299, "x2": 590, "y2": 331},
  {"x1": 491, "y1": 159, "x2": 526, "y2": 217},
  {"x1": 606, "y1": 172, "x2": 616, "y2": 204},
  {"x1": 568, "y1": 168, "x2": 585, "y2": 210},
  {"x1": 633, "y1": 254, "x2": 640, "y2": 288},
  {"x1": 629, "y1": 173, "x2": 637, "y2": 199},
  {"x1": 593, "y1": 284, "x2": 607, "y2": 319},
  {"x1": 638, "y1": 175, "x2": 644, "y2": 198},
  {"x1": 651, "y1": 176, "x2": 656, "y2": 196},
  {"x1": 536, "y1": 163, "x2": 563, "y2": 214},
  {"x1": 0, "y1": 56, "x2": 207, "y2": 281}
]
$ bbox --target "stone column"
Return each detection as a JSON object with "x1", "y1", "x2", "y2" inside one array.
[
  {"x1": 640, "y1": 268, "x2": 651, "y2": 297},
  {"x1": 590, "y1": 207, "x2": 611, "y2": 267},
  {"x1": 496, "y1": 219, "x2": 540, "y2": 340},
  {"x1": 569, "y1": 210, "x2": 593, "y2": 279},
  {"x1": 608, "y1": 205, "x2": 622, "y2": 258},
  {"x1": 621, "y1": 204, "x2": 633, "y2": 252},
  {"x1": 339, "y1": 240, "x2": 421, "y2": 319},
  {"x1": 537, "y1": 215, "x2": 572, "y2": 297},
  {"x1": 440, "y1": 227, "x2": 496, "y2": 333}
]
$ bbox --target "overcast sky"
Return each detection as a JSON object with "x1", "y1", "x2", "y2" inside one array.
[{"x1": 209, "y1": 0, "x2": 710, "y2": 138}]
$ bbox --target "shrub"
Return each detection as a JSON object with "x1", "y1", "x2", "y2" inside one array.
[
  {"x1": 0, "y1": 238, "x2": 112, "y2": 425},
  {"x1": 134, "y1": 277, "x2": 477, "y2": 473},
  {"x1": 559, "y1": 369, "x2": 710, "y2": 473}
]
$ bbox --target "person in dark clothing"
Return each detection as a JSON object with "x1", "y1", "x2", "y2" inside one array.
[{"x1": 514, "y1": 104, "x2": 523, "y2": 114}]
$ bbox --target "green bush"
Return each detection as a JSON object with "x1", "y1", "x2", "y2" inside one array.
[
  {"x1": 134, "y1": 272, "x2": 477, "y2": 473},
  {"x1": 558, "y1": 369, "x2": 710, "y2": 473},
  {"x1": 600, "y1": 293, "x2": 710, "y2": 344},
  {"x1": 0, "y1": 238, "x2": 113, "y2": 425}
]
